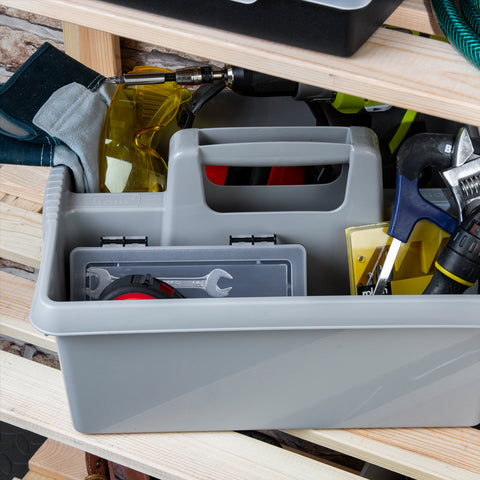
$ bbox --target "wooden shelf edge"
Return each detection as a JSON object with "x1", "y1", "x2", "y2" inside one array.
[{"x1": 286, "y1": 428, "x2": 480, "y2": 480}]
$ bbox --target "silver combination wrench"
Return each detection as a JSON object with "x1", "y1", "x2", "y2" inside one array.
[{"x1": 86, "y1": 267, "x2": 233, "y2": 299}]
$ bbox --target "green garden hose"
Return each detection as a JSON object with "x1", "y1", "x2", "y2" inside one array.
[{"x1": 431, "y1": 0, "x2": 480, "y2": 69}]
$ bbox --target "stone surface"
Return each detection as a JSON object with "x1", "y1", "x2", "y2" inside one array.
[
  {"x1": 0, "y1": 8, "x2": 64, "y2": 78},
  {"x1": 0, "y1": 6, "x2": 214, "y2": 81},
  {"x1": 0, "y1": 6, "x2": 62, "y2": 29}
]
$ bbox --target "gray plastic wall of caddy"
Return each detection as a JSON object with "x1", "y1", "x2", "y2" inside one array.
[
  {"x1": 162, "y1": 126, "x2": 383, "y2": 295},
  {"x1": 30, "y1": 126, "x2": 480, "y2": 433}
]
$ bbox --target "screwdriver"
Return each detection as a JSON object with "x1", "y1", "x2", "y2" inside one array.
[
  {"x1": 106, "y1": 66, "x2": 229, "y2": 86},
  {"x1": 373, "y1": 132, "x2": 459, "y2": 295},
  {"x1": 106, "y1": 65, "x2": 331, "y2": 98},
  {"x1": 423, "y1": 204, "x2": 480, "y2": 294}
]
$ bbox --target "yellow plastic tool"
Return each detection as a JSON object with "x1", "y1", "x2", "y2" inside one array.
[{"x1": 345, "y1": 220, "x2": 450, "y2": 295}]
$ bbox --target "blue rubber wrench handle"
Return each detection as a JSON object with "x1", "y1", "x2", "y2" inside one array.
[
  {"x1": 388, "y1": 133, "x2": 459, "y2": 243},
  {"x1": 388, "y1": 174, "x2": 458, "y2": 242}
]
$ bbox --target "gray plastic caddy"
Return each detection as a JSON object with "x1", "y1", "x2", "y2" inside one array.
[{"x1": 31, "y1": 126, "x2": 480, "y2": 433}]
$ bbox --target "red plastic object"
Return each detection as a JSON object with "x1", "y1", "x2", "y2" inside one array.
[
  {"x1": 205, "y1": 165, "x2": 229, "y2": 185},
  {"x1": 205, "y1": 165, "x2": 306, "y2": 185},
  {"x1": 267, "y1": 166, "x2": 305, "y2": 185},
  {"x1": 113, "y1": 293, "x2": 157, "y2": 300}
]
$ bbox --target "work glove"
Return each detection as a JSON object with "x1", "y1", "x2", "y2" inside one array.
[{"x1": 0, "y1": 42, "x2": 109, "y2": 192}]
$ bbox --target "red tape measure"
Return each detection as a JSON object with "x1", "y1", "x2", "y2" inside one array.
[{"x1": 99, "y1": 274, "x2": 185, "y2": 300}]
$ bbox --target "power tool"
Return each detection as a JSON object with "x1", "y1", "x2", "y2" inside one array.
[
  {"x1": 106, "y1": 65, "x2": 332, "y2": 100},
  {"x1": 423, "y1": 204, "x2": 480, "y2": 294}
]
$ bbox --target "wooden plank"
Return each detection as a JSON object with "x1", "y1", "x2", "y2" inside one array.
[
  {"x1": 24, "y1": 472, "x2": 56, "y2": 480},
  {"x1": 2, "y1": 0, "x2": 479, "y2": 126},
  {"x1": 287, "y1": 428, "x2": 480, "y2": 480},
  {"x1": 386, "y1": 0, "x2": 443, "y2": 36},
  {"x1": 355, "y1": 428, "x2": 480, "y2": 474},
  {"x1": 0, "y1": 193, "x2": 43, "y2": 213},
  {"x1": 0, "y1": 271, "x2": 57, "y2": 352},
  {"x1": 29, "y1": 439, "x2": 87, "y2": 480},
  {"x1": 280, "y1": 445, "x2": 361, "y2": 476},
  {"x1": 0, "y1": 165, "x2": 49, "y2": 206},
  {"x1": 0, "y1": 350, "x2": 362, "y2": 480},
  {"x1": 63, "y1": 22, "x2": 122, "y2": 76},
  {"x1": 0, "y1": 202, "x2": 43, "y2": 269}
]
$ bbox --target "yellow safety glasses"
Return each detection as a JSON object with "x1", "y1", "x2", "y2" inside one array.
[{"x1": 99, "y1": 66, "x2": 192, "y2": 193}]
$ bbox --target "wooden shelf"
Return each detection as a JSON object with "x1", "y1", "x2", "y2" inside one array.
[{"x1": 2, "y1": 0, "x2": 480, "y2": 125}]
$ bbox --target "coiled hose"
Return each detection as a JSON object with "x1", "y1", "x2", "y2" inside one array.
[{"x1": 431, "y1": 0, "x2": 480, "y2": 69}]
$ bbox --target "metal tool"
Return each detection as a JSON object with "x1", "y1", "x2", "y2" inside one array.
[
  {"x1": 106, "y1": 66, "x2": 230, "y2": 86},
  {"x1": 373, "y1": 132, "x2": 461, "y2": 295},
  {"x1": 159, "y1": 269, "x2": 233, "y2": 297},
  {"x1": 106, "y1": 65, "x2": 332, "y2": 99},
  {"x1": 87, "y1": 267, "x2": 233, "y2": 299},
  {"x1": 441, "y1": 128, "x2": 480, "y2": 222}
]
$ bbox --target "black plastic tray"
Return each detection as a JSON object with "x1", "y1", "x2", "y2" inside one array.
[{"x1": 106, "y1": 0, "x2": 403, "y2": 56}]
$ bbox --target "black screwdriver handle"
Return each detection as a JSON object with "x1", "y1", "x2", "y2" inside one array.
[{"x1": 229, "y1": 67, "x2": 299, "y2": 97}]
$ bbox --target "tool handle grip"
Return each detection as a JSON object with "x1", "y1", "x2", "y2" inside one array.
[
  {"x1": 388, "y1": 132, "x2": 458, "y2": 243},
  {"x1": 423, "y1": 205, "x2": 480, "y2": 294},
  {"x1": 422, "y1": 268, "x2": 470, "y2": 294},
  {"x1": 397, "y1": 133, "x2": 454, "y2": 180},
  {"x1": 229, "y1": 67, "x2": 299, "y2": 97},
  {"x1": 388, "y1": 174, "x2": 458, "y2": 242}
]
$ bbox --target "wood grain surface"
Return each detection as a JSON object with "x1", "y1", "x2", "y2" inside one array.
[
  {"x1": 289, "y1": 428, "x2": 480, "y2": 480},
  {"x1": 29, "y1": 439, "x2": 87, "y2": 480},
  {"x1": 63, "y1": 22, "x2": 121, "y2": 76}
]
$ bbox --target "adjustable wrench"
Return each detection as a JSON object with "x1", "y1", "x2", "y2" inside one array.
[
  {"x1": 441, "y1": 128, "x2": 480, "y2": 222},
  {"x1": 87, "y1": 267, "x2": 233, "y2": 299}
]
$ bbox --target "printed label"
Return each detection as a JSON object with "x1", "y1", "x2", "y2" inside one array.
[{"x1": 357, "y1": 283, "x2": 392, "y2": 295}]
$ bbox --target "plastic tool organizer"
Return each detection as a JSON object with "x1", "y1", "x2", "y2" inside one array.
[
  {"x1": 70, "y1": 244, "x2": 307, "y2": 300},
  {"x1": 102, "y1": 0, "x2": 403, "y2": 56},
  {"x1": 31, "y1": 125, "x2": 480, "y2": 433}
]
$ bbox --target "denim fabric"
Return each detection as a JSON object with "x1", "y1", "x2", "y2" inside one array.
[
  {"x1": 0, "y1": 133, "x2": 54, "y2": 166},
  {"x1": 0, "y1": 42, "x2": 104, "y2": 170},
  {"x1": 0, "y1": 43, "x2": 104, "y2": 141}
]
